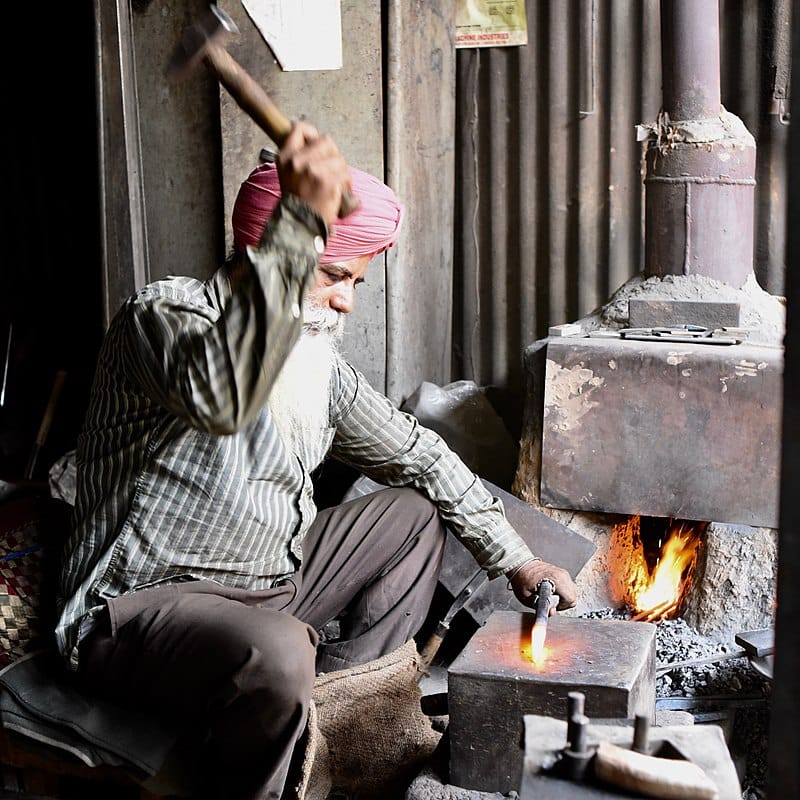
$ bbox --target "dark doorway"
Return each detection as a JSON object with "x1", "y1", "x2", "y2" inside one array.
[{"x1": 1, "y1": 2, "x2": 103, "y2": 483}]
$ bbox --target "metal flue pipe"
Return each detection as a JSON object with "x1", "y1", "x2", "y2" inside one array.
[
  {"x1": 661, "y1": 0, "x2": 722, "y2": 121},
  {"x1": 644, "y1": 0, "x2": 757, "y2": 288}
]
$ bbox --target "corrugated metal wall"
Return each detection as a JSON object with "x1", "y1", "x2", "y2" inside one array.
[{"x1": 452, "y1": 0, "x2": 789, "y2": 430}]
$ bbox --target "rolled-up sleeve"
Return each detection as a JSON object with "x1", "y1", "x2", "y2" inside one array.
[
  {"x1": 329, "y1": 359, "x2": 534, "y2": 578},
  {"x1": 120, "y1": 198, "x2": 325, "y2": 435}
]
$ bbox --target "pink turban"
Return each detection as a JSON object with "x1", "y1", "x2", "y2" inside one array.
[{"x1": 232, "y1": 160, "x2": 404, "y2": 264}]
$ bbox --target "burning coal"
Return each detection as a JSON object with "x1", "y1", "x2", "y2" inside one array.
[{"x1": 608, "y1": 515, "x2": 706, "y2": 622}]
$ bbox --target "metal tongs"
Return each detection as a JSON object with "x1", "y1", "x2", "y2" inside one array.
[{"x1": 619, "y1": 324, "x2": 741, "y2": 345}]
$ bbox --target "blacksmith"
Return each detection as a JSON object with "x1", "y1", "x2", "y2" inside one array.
[{"x1": 54, "y1": 121, "x2": 578, "y2": 800}]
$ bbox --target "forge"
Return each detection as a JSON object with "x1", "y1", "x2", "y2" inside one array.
[
  {"x1": 535, "y1": 332, "x2": 782, "y2": 529},
  {"x1": 511, "y1": 0, "x2": 783, "y2": 643},
  {"x1": 513, "y1": 293, "x2": 782, "y2": 640}
]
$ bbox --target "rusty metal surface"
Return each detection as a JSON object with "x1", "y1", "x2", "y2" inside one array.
[
  {"x1": 520, "y1": 715, "x2": 742, "y2": 800},
  {"x1": 448, "y1": 612, "x2": 655, "y2": 793},
  {"x1": 645, "y1": 1, "x2": 756, "y2": 286},
  {"x1": 754, "y1": 0, "x2": 792, "y2": 296},
  {"x1": 643, "y1": 122, "x2": 757, "y2": 286},
  {"x1": 539, "y1": 336, "x2": 783, "y2": 527},
  {"x1": 643, "y1": 112, "x2": 757, "y2": 287}
]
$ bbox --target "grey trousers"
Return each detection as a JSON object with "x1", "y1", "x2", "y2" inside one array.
[{"x1": 77, "y1": 487, "x2": 447, "y2": 800}]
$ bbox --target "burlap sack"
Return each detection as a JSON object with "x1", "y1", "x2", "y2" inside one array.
[
  {"x1": 296, "y1": 639, "x2": 441, "y2": 800},
  {"x1": 294, "y1": 699, "x2": 332, "y2": 800}
]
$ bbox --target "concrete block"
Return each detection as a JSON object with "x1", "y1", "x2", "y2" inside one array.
[{"x1": 548, "y1": 322, "x2": 583, "y2": 337}]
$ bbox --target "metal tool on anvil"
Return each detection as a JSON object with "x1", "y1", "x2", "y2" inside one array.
[
  {"x1": 416, "y1": 477, "x2": 596, "y2": 687},
  {"x1": 530, "y1": 578, "x2": 558, "y2": 663},
  {"x1": 166, "y1": 4, "x2": 359, "y2": 218},
  {"x1": 619, "y1": 325, "x2": 740, "y2": 345},
  {"x1": 418, "y1": 570, "x2": 560, "y2": 690}
]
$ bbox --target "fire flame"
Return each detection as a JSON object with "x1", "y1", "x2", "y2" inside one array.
[{"x1": 609, "y1": 516, "x2": 705, "y2": 622}]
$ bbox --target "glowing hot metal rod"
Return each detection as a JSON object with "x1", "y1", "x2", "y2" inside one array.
[{"x1": 530, "y1": 578, "x2": 558, "y2": 664}]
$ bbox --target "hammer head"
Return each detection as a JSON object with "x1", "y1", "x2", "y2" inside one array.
[{"x1": 166, "y1": 4, "x2": 240, "y2": 81}]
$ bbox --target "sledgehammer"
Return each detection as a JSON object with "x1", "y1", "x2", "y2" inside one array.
[{"x1": 166, "y1": 4, "x2": 359, "y2": 218}]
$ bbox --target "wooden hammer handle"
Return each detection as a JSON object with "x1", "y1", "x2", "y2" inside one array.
[
  {"x1": 417, "y1": 628, "x2": 445, "y2": 675},
  {"x1": 204, "y1": 45, "x2": 359, "y2": 218}
]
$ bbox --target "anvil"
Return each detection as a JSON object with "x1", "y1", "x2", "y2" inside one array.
[{"x1": 448, "y1": 611, "x2": 656, "y2": 794}]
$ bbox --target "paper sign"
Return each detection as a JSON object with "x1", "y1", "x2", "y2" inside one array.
[
  {"x1": 456, "y1": 0, "x2": 528, "y2": 49},
  {"x1": 242, "y1": 0, "x2": 343, "y2": 71}
]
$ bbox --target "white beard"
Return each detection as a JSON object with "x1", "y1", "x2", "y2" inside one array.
[{"x1": 268, "y1": 300, "x2": 344, "y2": 462}]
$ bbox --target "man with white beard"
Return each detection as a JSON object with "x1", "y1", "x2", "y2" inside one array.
[
  {"x1": 267, "y1": 296, "x2": 346, "y2": 462},
  {"x1": 54, "y1": 122, "x2": 577, "y2": 800}
]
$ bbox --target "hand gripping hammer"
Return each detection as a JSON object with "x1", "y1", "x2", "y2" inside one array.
[{"x1": 166, "y1": 4, "x2": 359, "y2": 218}]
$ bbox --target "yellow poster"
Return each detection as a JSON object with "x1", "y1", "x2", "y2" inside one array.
[{"x1": 456, "y1": 0, "x2": 528, "y2": 49}]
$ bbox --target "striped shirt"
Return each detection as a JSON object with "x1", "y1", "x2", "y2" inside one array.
[{"x1": 55, "y1": 198, "x2": 534, "y2": 669}]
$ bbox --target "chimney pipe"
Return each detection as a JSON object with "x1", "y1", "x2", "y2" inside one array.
[
  {"x1": 661, "y1": 0, "x2": 721, "y2": 121},
  {"x1": 643, "y1": 0, "x2": 757, "y2": 288}
]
